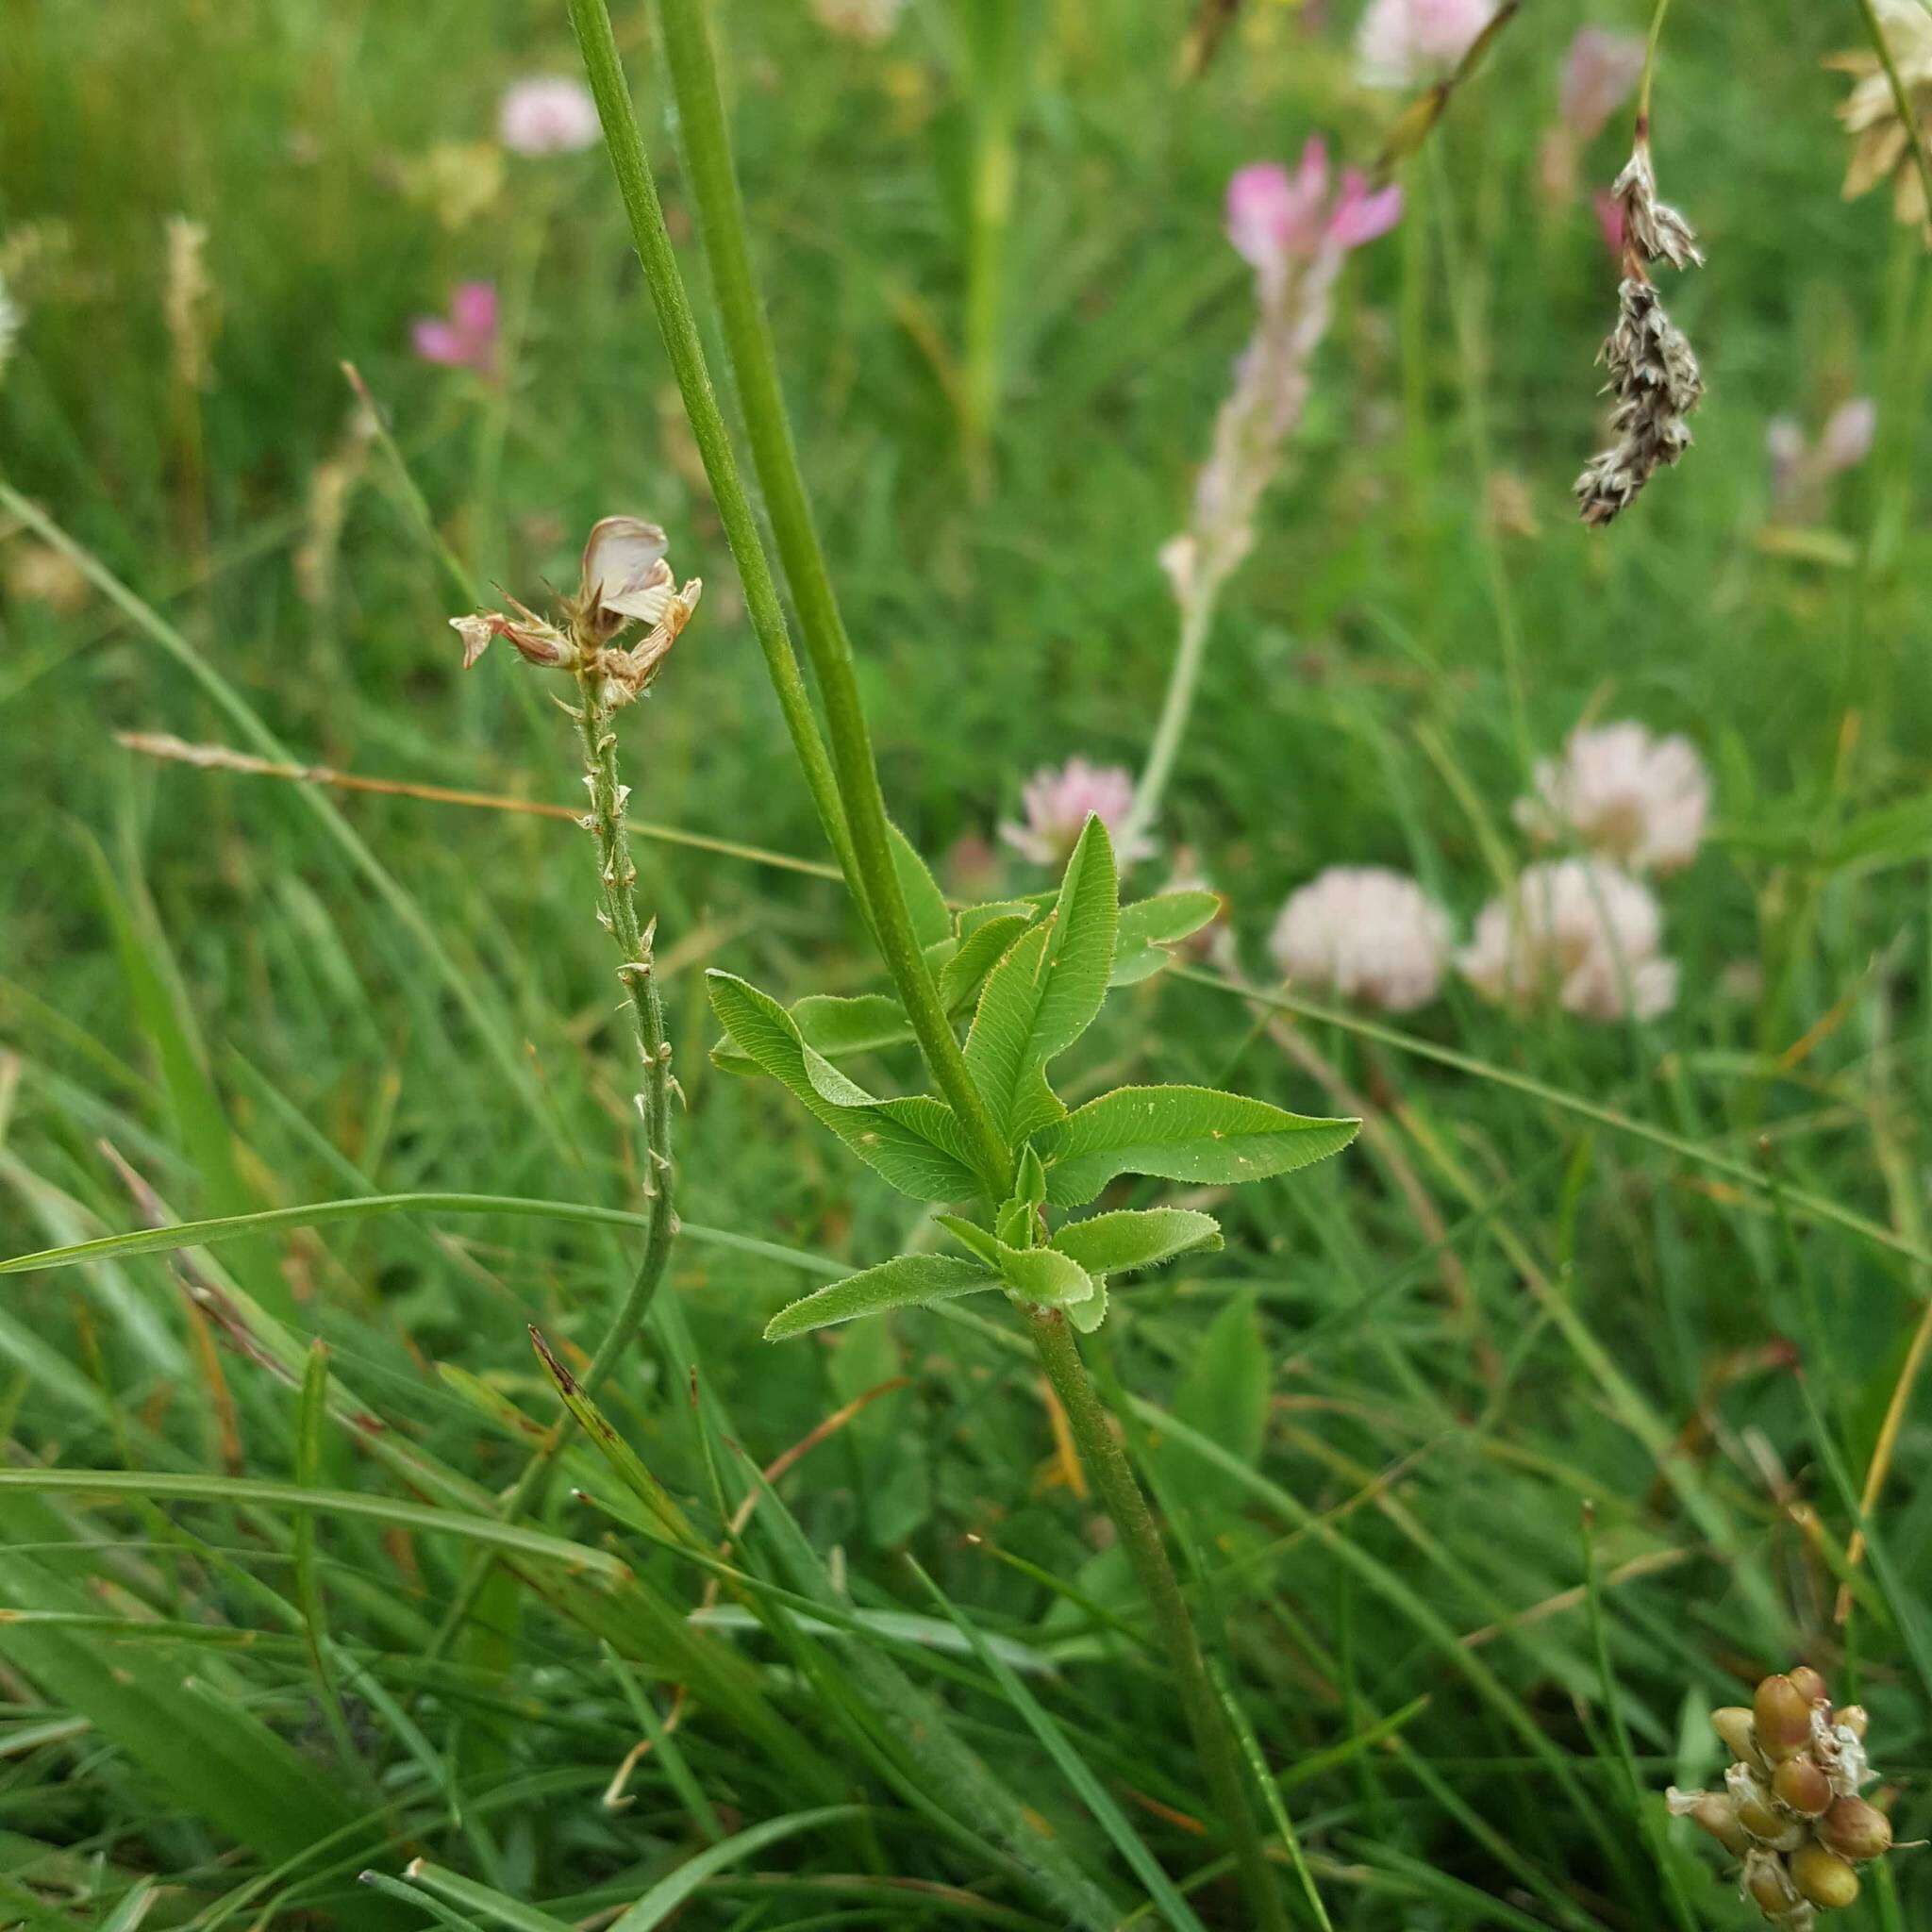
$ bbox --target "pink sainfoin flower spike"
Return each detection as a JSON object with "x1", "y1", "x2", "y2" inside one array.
[
  {"x1": 1356, "y1": 0, "x2": 1497, "y2": 90},
  {"x1": 498, "y1": 76, "x2": 600, "y2": 157},
  {"x1": 1514, "y1": 723, "x2": 1710, "y2": 874},
  {"x1": 999, "y1": 758, "x2": 1157, "y2": 869},
  {"x1": 1269, "y1": 867, "x2": 1451, "y2": 1012},
  {"x1": 412, "y1": 281, "x2": 498, "y2": 375},
  {"x1": 1161, "y1": 142, "x2": 1398, "y2": 613}
]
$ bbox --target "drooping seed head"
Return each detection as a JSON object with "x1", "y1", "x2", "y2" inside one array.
[
  {"x1": 1773, "y1": 1756, "x2": 1833, "y2": 1817},
  {"x1": 1790, "y1": 1841, "x2": 1860, "y2": 1910},
  {"x1": 1756, "y1": 1674, "x2": 1815, "y2": 1761},
  {"x1": 1818, "y1": 1794, "x2": 1892, "y2": 1862}
]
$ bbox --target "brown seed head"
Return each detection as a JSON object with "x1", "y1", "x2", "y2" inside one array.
[
  {"x1": 1818, "y1": 1794, "x2": 1892, "y2": 1862},
  {"x1": 1756, "y1": 1674, "x2": 1814, "y2": 1761},
  {"x1": 1790, "y1": 1840, "x2": 1860, "y2": 1910},
  {"x1": 1712, "y1": 1705, "x2": 1761, "y2": 1766},
  {"x1": 1788, "y1": 1665, "x2": 1829, "y2": 1707},
  {"x1": 1773, "y1": 1756, "x2": 1833, "y2": 1817}
]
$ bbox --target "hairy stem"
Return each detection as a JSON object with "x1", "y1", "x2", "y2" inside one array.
[
  {"x1": 1127, "y1": 589, "x2": 1211, "y2": 848},
  {"x1": 429, "y1": 678, "x2": 675, "y2": 1656},
  {"x1": 1027, "y1": 1305, "x2": 1292, "y2": 1932},
  {"x1": 584, "y1": 0, "x2": 1011, "y2": 1197}
]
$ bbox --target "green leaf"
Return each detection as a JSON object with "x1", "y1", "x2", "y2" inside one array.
[
  {"x1": 765, "y1": 1254, "x2": 1001, "y2": 1340},
  {"x1": 1169, "y1": 1293, "x2": 1271, "y2": 1516},
  {"x1": 1110, "y1": 890, "x2": 1220, "y2": 987},
  {"x1": 713, "y1": 992, "x2": 911, "y2": 1074},
  {"x1": 935, "y1": 1214, "x2": 1002, "y2": 1268},
  {"x1": 1050, "y1": 1208, "x2": 1222, "y2": 1278},
  {"x1": 887, "y1": 821, "x2": 952, "y2": 949},
  {"x1": 965, "y1": 817, "x2": 1119, "y2": 1142},
  {"x1": 708, "y1": 973, "x2": 982, "y2": 1202},
  {"x1": 936, "y1": 1218, "x2": 1097, "y2": 1317},
  {"x1": 1039, "y1": 1086, "x2": 1358, "y2": 1208},
  {"x1": 607, "y1": 1807, "x2": 859, "y2": 1930},
  {"x1": 939, "y1": 912, "x2": 1036, "y2": 1011}
]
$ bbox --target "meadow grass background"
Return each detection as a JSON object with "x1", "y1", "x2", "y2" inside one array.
[{"x1": 2, "y1": 0, "x2": 1931, "y2": 1924}]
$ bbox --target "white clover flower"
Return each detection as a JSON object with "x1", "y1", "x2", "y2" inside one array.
[
  {"x1": 1459, "y1": 858, "x2": 1678, "y2": 1022},
  {"x1": 1268, "y1": 866, "x2": 1451, "y2": 1012},
  {"x1": 1514, "y1": 723, "x2": 1710, "y2": 874},
  {"x1": 498, "y1": 76, "x2": 601, "y2": 156},
  {"x1": 1355, "y1": 0, "x2": 1497, "y2": 90},
  {"x1": 999, "y1": 758, "x2": 1156, "y2": 869}
]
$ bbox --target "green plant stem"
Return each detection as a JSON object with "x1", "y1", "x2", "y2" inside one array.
[
  {"x1": 579, "y1": 0, "x2": 1011, "y2": 1198},
  {"x1": 1126, "y1": 591, "x2": 1210, "y2": 850},
  {"x1": 562, "y1": 0, "x2": 856, "y2": 901},
  {"x1": 1026, "y1": 1305, "x2": 1292, "y2": 1932},
  {"x1": 428, "y1": 677, "x2": 677, "y2": 1658},
  {"x1": 959, "y1": 0, "x2": 1022, "y2": 496}
]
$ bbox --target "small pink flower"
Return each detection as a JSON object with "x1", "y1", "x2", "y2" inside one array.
[
  {"x1": 498, "y1": 76, "x2": 601, "y2": 157},
  {"x1": 1356, "y1": 0, "x2": 1496, "y2": 90},
  {"x1": 1558, "y1": 28, "x2": 1646, "y2": 143},
  {"x1": 1819, "y1": 397, "x2": 1877, "y2": 474},
  {"x1": 412, "y1": 281, "x2": 498, "y2": 375},
  {"x1": 1226, "y1": 142, "x2": 1401, "y2": 280},
  {"x1": 999, "y1": 758, "x2": 1156, "y2": 869}
]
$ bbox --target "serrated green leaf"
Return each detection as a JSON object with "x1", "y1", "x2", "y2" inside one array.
[
  {"x1": 1050, "y1": 1208, "x2": 1223, "y2": 1278},
  {"x1": 765, "y1": 1254, "x2": 1002, "y2": 1340},
  {"x1": 708, "y1": 973, "x2": 982, "y2": 1202},
  {"x1": 993, "y1": 1244, "x2": 1095, "y2": 1311},
  {"x1": 712, "y1": 992, "x2": 912, "y2": 1076},
  {"x1": 887, "y1": 821, "x2": 952, "y2": 950},
  {"x1": 1110, "y1": 890, "x2": 1220, "y2": 987},
  {"x1": 1039, "y1": 1086, "x2": 1358, "y2": 1207},
  {"x1": 936, "y1": 1214, "x2": 1003, "y2": 1267},
  {"x1": 939, "y1": 912, "x2": 1036, "y2": 1011},
  {"x1": 965, "y1": 817, "x2": 1119, "y2": 1142},
  {"x1": 1066, "y1": 1276, "x2": 1108, "y2": 1332}
]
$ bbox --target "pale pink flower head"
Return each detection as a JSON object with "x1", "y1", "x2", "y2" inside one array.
[
  {"x1": 1459, "y1": 858, "x2": 1678, "y2": 1022},
  {"x1": 1514, "y1": 723, "x2": 1710, "y2": 874},
  {"x1": 1269, "y1": 866, "x2": 1451, "y2": 1011},
  {"x1": 498, "y1": 76, "x2": 601, "y2": 157},
  {"x1": 1356, "y1": 0, "x2": 1497, "y2": 90},
  {"x1": 999, "y1": 758, "x2": 1156, "y2": 870},
  {"x1": 1819, "y1": 397, "x2": 1877, "y2": 475},
  {"x1": 1227, "y1": 143, "x2": 1400, "y2": 280},
  {"x1": 411, "y1": 281, "x2": 498, "y2": 375},
  {"x1": 1558, "y1": 29, "x2": 1646, "y2": 143}
]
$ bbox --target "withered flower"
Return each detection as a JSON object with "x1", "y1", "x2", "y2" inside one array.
[
  {"x1": 1827, "y1": 1, "x2": 1932, "y2": 241},
  {"x1": 451, "y1": 515, "x2": 701, "y2": 707}
]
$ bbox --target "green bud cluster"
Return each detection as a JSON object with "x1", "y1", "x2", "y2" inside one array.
[{"x1": 1669, "y1": 1667, "x2": 1893, "y2": 1929}]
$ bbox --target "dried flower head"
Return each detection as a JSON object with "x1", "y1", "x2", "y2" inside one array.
[
  {"x1": 498, "y1": 76, "x2": 602, "y2": 156},
  {"x1": 1827, "y1": 0, "x2": 1932, "y2": 241},
  {"x1": 1515, "y1": 723, "x2": 1710, "y2": 874},
  {"x1": 412, "y1": 280, "x2": 500, "y2": 376},
  {"x1": 163, "y1": 215, "x2": 216, "y2": 394},
  {"x1": 1000, "y1": 759, "x2": 1156, "y2": 869},
  {"x1": 1459, "y1": 858, "x2": 1677, "y2": 1021},
  {"x1": 1574, "y1": 143, "x2": 1707, "y2": 526},
  {"x1": 1269, "y1": 867, "x2": 1451, "y2": 1011},
  {"x1": 1355, "y1": 0, "x2": 1497, "y2": 90},
  {"x1": 451, "y1": 517, "x2": 700, "y2": 708},
  {"x1": 1671, "y1": 1669, "x2": 1892, "y2": 1927}
]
